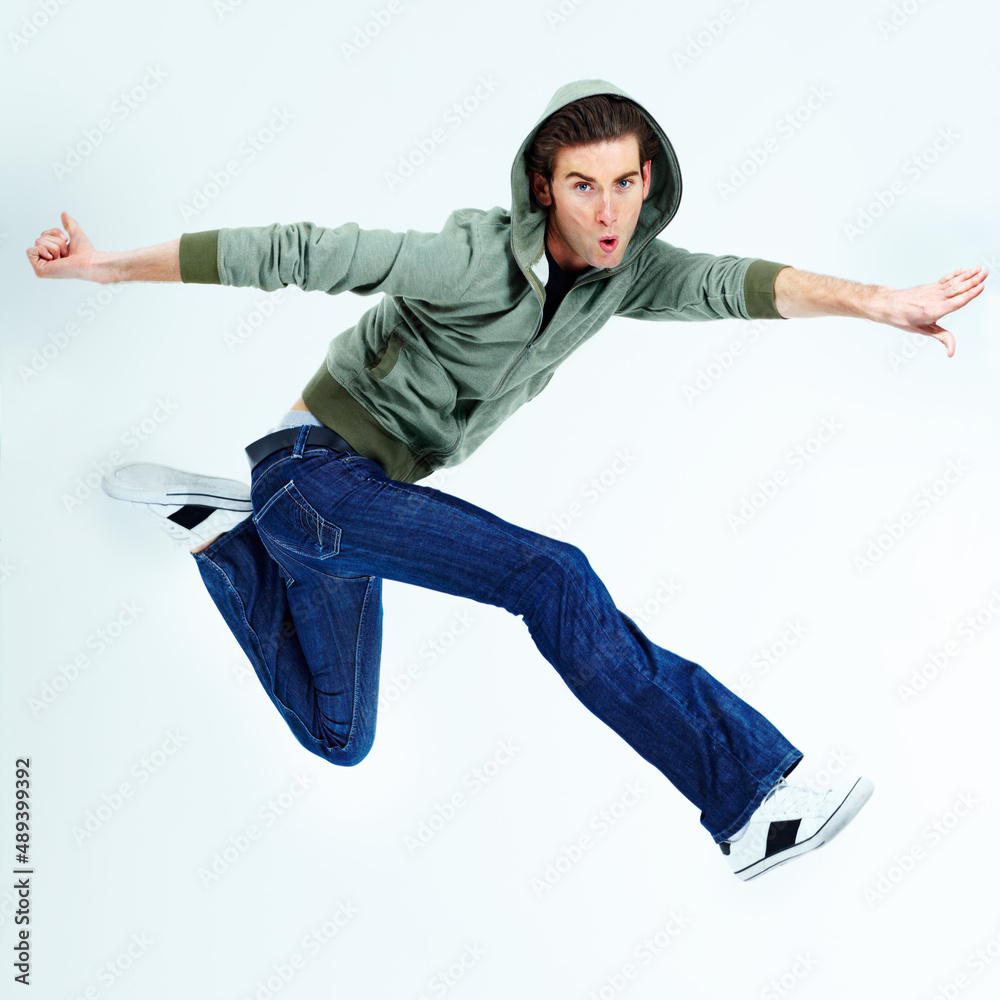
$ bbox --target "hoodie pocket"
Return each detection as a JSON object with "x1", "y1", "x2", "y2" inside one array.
[
  {"x1": 535, "y1": 371, "x2": 554, "y2": 396},
  {"x1": 366, "y1": 330, "x2": 403, "y2": 381}
]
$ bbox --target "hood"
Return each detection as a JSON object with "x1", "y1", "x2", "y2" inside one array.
[{"x1": 509, "y1": 78, "x2": 682, "y2": 290}]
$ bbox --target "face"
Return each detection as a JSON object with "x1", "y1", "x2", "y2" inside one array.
[{"x1": 530, "y1": 135, "x2": 652, "y2": 276}]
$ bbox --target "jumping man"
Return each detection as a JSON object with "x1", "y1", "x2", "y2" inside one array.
[{"x1": 28, "y1": 80, "x2": 987, "y2": 880}]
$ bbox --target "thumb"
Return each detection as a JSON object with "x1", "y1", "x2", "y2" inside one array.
[
  {"x1": 61, "y1": 211, "x2": 91, "y2": 248},
  {"x1": 931, "y1": 327, "x2": 955, "y2": 357}
]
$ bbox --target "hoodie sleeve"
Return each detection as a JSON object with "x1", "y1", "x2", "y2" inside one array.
[
  {"x1": 178, "y1": 218, "x2": 478, "y2": 305},
  {"x1": 615, "y1": 239, "x2": 790, "y2": 321}
]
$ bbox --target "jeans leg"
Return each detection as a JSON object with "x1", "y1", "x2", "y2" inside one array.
[
  {"x1": 247, "y1": 446, "x2": 802, "y2": 842},
  {"x1": 192, "y1": 507, "x2": 383, "y2": 766}
]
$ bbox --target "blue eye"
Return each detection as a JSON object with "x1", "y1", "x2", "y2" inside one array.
[{"x1": 574, "y1": 179, "x2": 633, "y2": 192}]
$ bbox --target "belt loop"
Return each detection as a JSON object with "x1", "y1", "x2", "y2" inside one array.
[{"x1": 291, "y1": 423, "x2": 311, "y2": 458}]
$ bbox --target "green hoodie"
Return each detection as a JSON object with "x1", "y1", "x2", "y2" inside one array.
[{"x1": 178, "y1": 79, "x2": 789, "y2": 483}]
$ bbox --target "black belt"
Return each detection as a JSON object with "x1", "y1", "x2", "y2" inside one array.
[{"x1": 245, "y1": 425, "x2": 356, "y2": 470}]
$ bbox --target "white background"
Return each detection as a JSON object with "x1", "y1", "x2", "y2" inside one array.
[{"x1": 3, "y1": 0, "x2": 1000, "y2": 997}]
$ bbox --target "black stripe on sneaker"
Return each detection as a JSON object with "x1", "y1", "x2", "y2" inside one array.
[
  {"x1": 168, "y1": 504, "x2": 215, "y2": 529},
  {"x1": 165, "y1": 490, "x2": 247, "y2": 504},
  {"x1": 765, "y1": 819, "x2": 801, "y2": 858}
]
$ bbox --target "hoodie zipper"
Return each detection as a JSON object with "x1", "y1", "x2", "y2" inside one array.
[
  {"x1": 480, "y1": 287, "x2": 544, "y2": 403},
  {"x1": 478, "y1": 261, "x2": 619, "y2": 403},
  {"x1": 432, "y1": 270, "x2": 583, "y2": 460}
]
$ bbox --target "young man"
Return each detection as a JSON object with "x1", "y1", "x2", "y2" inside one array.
[{"x1": 28, "y1": 80, "x2": 986, "y2": 881}]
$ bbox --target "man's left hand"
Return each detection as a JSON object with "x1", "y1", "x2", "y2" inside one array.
[{"x1": 876, "y1": 265, "x2": 988, "y2": 357}]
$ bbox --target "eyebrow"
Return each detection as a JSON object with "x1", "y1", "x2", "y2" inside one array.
[{"x1": 564, "y1": 169, "x2": 641, "y2": 184}]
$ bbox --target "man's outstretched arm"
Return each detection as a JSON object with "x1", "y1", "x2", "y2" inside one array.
[
  {"x1": 27, "y1": 211, "x2": 477, "y2": 304},
  {"x1": 772, "y1": 264, "x2": 989, "y2": 357}
]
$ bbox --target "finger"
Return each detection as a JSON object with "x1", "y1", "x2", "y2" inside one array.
[
  {"x1": 936, "y1": 329, "x2": 955, "y2": 357},
  {"x1": 941, "y1": 266, "x2": 981, "y2": 286},
  {"x1": 37, "y1": 230, "x2": 67, "y2": 251},
  {"x1": 34, "y1": 239, "x2": 58, "y2": 260},
  {"x1": 938, "y1": 273, "x2": 968, "y2": 299},
  {"x1": 956, "y1": 282, "x2": 986, "y2": 307},
  {"x1": 27, "y1": 247, "x2": 52, "y2": 269},
  {"x1": 933, "y1": 298, "x2": 972, "y2": 323},
  {"x1": 945, "y1": 273, "x2": 987, "y2": 301},
  {"x1": 34, "y1": 236, "x2": 63, "y2": 259}
]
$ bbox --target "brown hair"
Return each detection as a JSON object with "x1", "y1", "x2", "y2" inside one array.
[{"x1": 525, "y1": 94, "x2": 660, "y2": 201}]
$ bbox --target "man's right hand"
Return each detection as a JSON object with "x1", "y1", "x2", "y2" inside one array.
[
  {"x1": 27, "y1": 212, "x2": 183, "y2": 283},
  {"x1": 26, "y1": 211, "x2": 107, "y2": 282}
]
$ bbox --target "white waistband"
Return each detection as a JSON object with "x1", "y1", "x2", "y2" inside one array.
[{"x1": 263, "y1": 408, "x2": 323, "y2": 436}]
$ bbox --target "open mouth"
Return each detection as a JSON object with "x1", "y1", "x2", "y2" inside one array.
[{"x1": 599, "y1": 236, "x2": 619, "y2": 254}]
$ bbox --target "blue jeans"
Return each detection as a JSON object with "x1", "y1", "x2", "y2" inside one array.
[{"x1": 192, "y1": 425, "x2": 802, "y2": 843}]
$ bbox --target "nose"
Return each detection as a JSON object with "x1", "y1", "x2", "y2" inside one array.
[{"x1": 596, "y1": 191, "x2": 616, "y2": 226}]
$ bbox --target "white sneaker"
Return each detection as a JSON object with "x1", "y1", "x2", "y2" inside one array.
[
  {"x1": 102, "y1": 463, "x2": 252, "y2": 547},
  {"x1": 720, "y1": 775, "x2": 874, "y2": 881}
]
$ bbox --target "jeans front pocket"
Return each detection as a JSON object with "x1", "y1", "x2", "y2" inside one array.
[{"x1": 253, "y1": 479, "x2": 342, "y2": 561}]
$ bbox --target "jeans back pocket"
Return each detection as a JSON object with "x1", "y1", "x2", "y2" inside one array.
[{"x1": 253, "y1": 479, "x2": 342, "y2": 560}]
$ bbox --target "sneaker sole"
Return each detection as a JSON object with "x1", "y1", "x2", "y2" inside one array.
[
  {"x1": 102, "y1": 463, "x2": 252, "y2": 512},
  {"x1": 736, "y1": 776, "x2": 874, "y2": 881}
]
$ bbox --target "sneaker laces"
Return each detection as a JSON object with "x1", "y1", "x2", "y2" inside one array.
[{"x1": 754, "y1": 778, "x2": 837, "y2": 822}]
